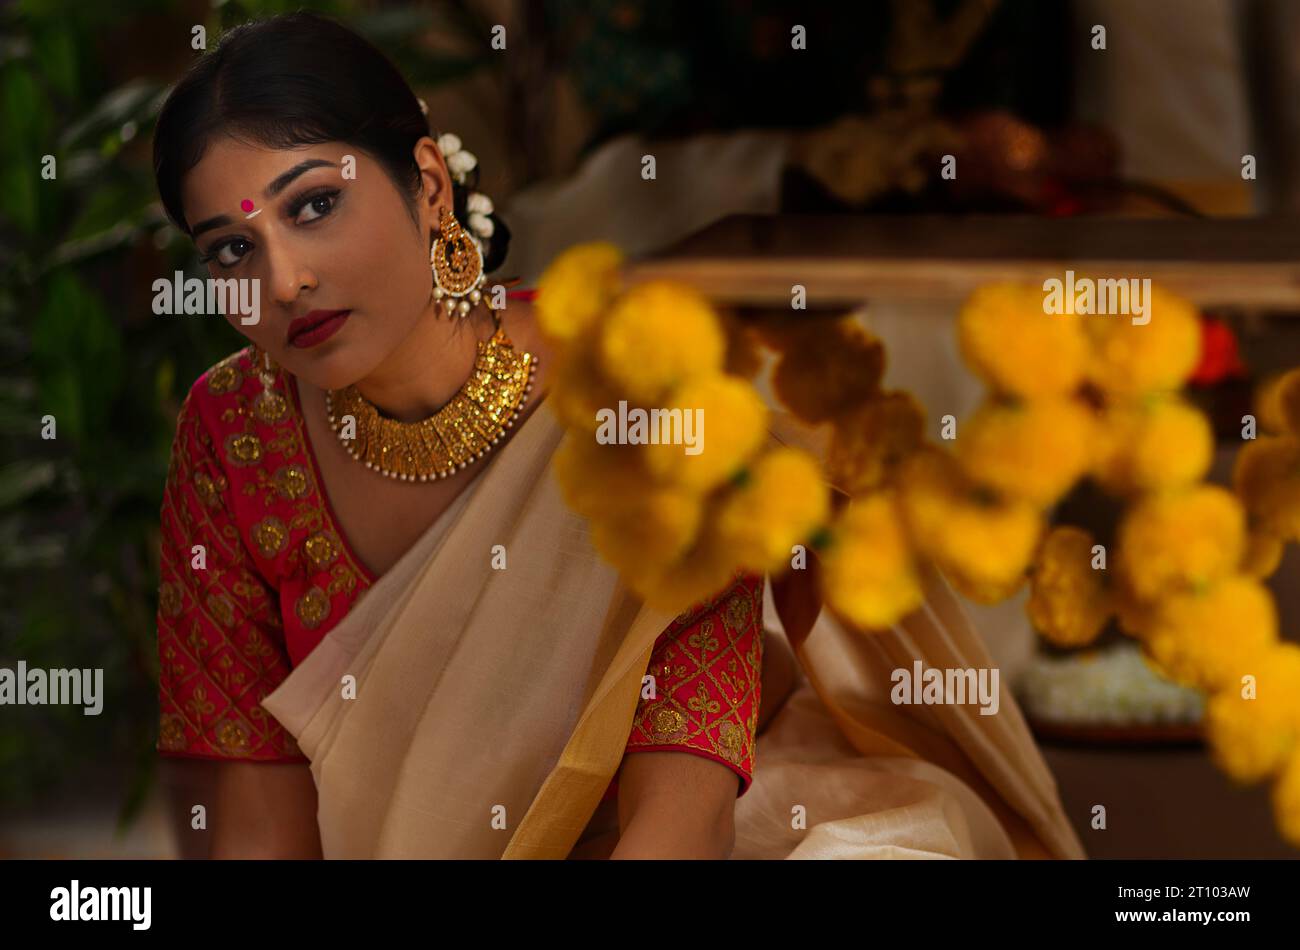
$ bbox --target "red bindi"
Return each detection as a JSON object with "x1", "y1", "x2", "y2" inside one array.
[{"x1": 240, "y1": 199, "x2": 254, "y2": 213}]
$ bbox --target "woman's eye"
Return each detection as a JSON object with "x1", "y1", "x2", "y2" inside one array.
[
  {"x1": 295, "y1": 193, "x2": 336, "y2": 224},
  {"x1": 211, "y1": 238, "x2": 252, "y2": 267}
]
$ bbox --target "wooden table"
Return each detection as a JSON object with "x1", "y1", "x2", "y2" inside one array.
[{"x1": 626, "y1": 214, "x2": 1300, "y2": 309}]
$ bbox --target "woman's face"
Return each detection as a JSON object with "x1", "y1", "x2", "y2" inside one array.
[{"x1": 179, "y1": 136, "x2": 446, "y2": 390}]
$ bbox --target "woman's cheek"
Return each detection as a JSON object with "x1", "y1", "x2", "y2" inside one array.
[{"x1": 222, "y1": 311, "x2": 276, "y2": 352}]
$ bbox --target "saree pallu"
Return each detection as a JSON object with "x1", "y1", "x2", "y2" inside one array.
[{"x1": 262, "y1": 400, "x2": 1085, "y2": 860}]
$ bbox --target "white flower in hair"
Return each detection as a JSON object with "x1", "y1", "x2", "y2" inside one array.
[
  {"x1": 446, "y1": 149, "x2": 477, "y2": 179},
  {"x1": 436, "y1": 132, "x2": 462, "y2": 156},
  {"x1": 468, "y1": 212, "x2": 494, "y2": 239},
  {"x1": 467, "y1": 192, "x2": 494, "y2": 216}
]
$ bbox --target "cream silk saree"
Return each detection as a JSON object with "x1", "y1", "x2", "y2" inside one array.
[{"x1": 261, "y1": 396, "x2": 1086, "y2": 861}]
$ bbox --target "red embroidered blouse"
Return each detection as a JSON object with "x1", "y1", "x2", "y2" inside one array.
[{"x1": 156, "y1": 341, "x2": 763, "y2": 800}]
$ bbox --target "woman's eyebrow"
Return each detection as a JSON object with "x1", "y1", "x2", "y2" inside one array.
[
  {"x1": 264, "y1": 159, "x2": 337, "y2": 198},
  {"x1": 189, "y1": 159, "x2": 339, "y2": 238},
  {"x1": 192, "y1": 214, "x2": 232, "y2": 238}
]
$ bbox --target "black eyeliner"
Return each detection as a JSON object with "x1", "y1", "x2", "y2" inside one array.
[{"x1": 286, "y1": 185, "x2": 342, "y2": 218}]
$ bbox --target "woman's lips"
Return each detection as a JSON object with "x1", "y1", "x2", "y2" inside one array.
[{"x1": 288, "y1": 310, "x2": 351, "y2": 348}]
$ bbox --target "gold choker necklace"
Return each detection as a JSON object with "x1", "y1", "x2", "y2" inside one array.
[{"x1": 325, "y1": 326, "x2": 536, "y2": 482}]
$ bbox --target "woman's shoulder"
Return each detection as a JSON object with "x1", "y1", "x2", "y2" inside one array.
[
  {"x1": 174, "y1": 345, "x2": 300, "y2": 444},
  {"x1": 180, "y1": 345, "x2": 262, "y2": 425},
  {"x1": 167, "y1": 345, "x2": 308, "y2": 497}
]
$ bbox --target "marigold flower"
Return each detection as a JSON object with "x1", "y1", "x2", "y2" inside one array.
[
  {"x1": 957, "y1": 282, "x2": 1088, "y2": 398},
  {"x1": 898, "y1": 449, "x2": 1042, "y2": 601},
  {"x1": 1091, "y1": 395, "x2": 1213, "y2": 495},
  {"x1": 633, "y1": 523, "x2": 741, "y2": 614},
  {"x1": 1272, "y1": 752, "x2": 1300, "y2": 849},
  {"x1": 599, "y1": 281, "x2": 725, "y2": 403},
  {"x1": 957, "y1": 397, "x2": 1095, "y2": 507},
  {"x1": 773, "y1": 318, "x2": 884, "y2": 423},
  {"x1": 1255, "y1": 372, "x2": 1292, "y2": 434},
  {"x1": 1241, "y1": 532, "x2": 1285, "y2": 580},
  {"x1": 1277, "y1": 368, "x2": 1300, "y2": 437},
  {"x1": 1206, "y1": 643, "x2": 1300, "y2": 783},
  {"x1": 1083, "y1": 283, "x2": 1201, "y2": 397},
  {"x1": 553, "y1": 433, "x2": 652, "y2": 521},
  {"x1": 1142, "y1": 575, "x2": 1278, "y2": 692},
  {"x1": 821, "y1": 491, "x2": 924, "y2": 629},
  {"x1": 716, "y1": 447, "x2": 829, "y2": 574},
  {"x1": 1233, "y1": 436, "x2": 1300, "y2": 542},
  {"x1": 827, "y1": 391, "x2": 926, "y2": 495},
  {"x1": 536, "y1": 242, "x2": 624, "y2": 343},
  {"x1": 548, "y1": 334, "x2": 623, "y2": 434},
  {"x1": 1117, "y1": 485, "x2": 1245, "y2": 601},
  {"x1": 589, "y1": 486, "x2": 702, "y2": 580},
  {"x1": 1028, "y1": 526, "x2": 1114, "y2": 647},
  {"x1": 643, "y1": 374, "x2": 768, "y2": 492}
]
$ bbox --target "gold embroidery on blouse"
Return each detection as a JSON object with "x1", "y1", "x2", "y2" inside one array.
[
  {"x1": 266, "y1": 429, "x2": 301, "y2": 458},
  {"x1": 274, "y1": 464, "x2": 310, "y2": 499},
  {"x1": 159, "y1": 713, "x2": 188, "y2": 751},
  {"x1": 206, "y1": 363, "x2": 243, "y2": 395},
  {"x1": 689, "y1": 618, "x2": 719, "y2": 656},
  {"x1": 723, "y1": 588, "x2": 753, "y2": 634},
  {"x1": 326, "y1": 562, "x2": 358, "y2": 595},
  {"x1": 303, "y1": 531, "x2": 340, "y2": 571},
  {"x1": 213, "y1": 652, "x2": 246, "y2": 694},
  {"x1": 214, "y1": 718, "x2": 251, "y2": 755},
  {"x1": 295, "y1": 586, "x2": 331, "y2": 629},
  {"x1": 242, "y1": 625, "x2": 276, "y2": 664},
  {"x1": 159, "y1": 581, "x2": 183, "y2": 618},
  {"x1": 183, "y1": 349, "x2": 374, "y2": 681},
  {"x1": 225, "y1": 432, "x2": 263, "y2": 467},
  {"x1": 193, "y1": 470, "x2": 227, "y2": 508},
  {"x1": 185, "y1": 684, "x2": 216, "y2": 720},
  {"x1": 253, "y1": 390, "x2": 288, "y2": 424},
  {"x1": 651, "y1": 706, "x2": 687, "y2": 740},
  {"x1": 206, "y1": 592, "x2": 237, "y2": 628},
  {"x1": 687, "y1": 681, "x2": 721, "y2": 716},
  {"x1": 717, "y1": 720, "x2": 745, "y2": 763},
  {"x1": 633, "y1": 576, "x2": 762, "y2": 768},
  {"x1": 251, "y1": 516, "x2": 288, "y2": 559},
  {"x1": 185, "y1": 623, "x2": 209, "y2": 657}
]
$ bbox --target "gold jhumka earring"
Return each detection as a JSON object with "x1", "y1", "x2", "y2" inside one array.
[{"x1": 431, "y1": 206, "x2": 491, "y2": 319}]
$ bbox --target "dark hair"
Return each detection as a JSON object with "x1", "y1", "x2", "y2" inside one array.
[{"x1": 152, "y1": 12, "x2": 510, "y2": 272}]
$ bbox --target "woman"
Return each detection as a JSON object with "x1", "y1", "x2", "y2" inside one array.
[
  {"x1": 152, "y1": 11, "x2": 788, "y2": 859},
  {"x1": 153, "y1": 12, "x2": 1083, "y2": 861}
]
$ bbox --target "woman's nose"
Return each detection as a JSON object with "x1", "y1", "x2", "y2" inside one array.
[{"x1": 263, "y1": 240, "x2": 319, "y2": 305}]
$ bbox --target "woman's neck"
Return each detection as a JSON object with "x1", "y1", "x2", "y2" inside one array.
[{"x1": 354, "y1": 298, "x2": 496, "y2": 422}]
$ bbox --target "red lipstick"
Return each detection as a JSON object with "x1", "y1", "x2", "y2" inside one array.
[{"x1": 288, "y1": 310, "x2": 351, "y2": 348}]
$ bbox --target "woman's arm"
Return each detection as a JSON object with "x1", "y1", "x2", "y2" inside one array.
[
  {"x1": 163, "y1": 758, "x2": 323, "y2": 862},
  {"x1": 161, "y1": 758, "x2": 323, "y2": 859},
  {"x1": 610, "y1": 751, "x2": 738, "y2": 859},
  {"x1": 156, "y1": 378, "x2": 325, "y2": 859},
  {"x1": 209, "y1": 762, "x2": 323, "y2": 859}
]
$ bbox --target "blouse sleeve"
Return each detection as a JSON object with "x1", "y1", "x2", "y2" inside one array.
[
  {"x1": 617, "y1": 570, "x2": 765, "y2": 798},
  {"x1": 155, "y1": 383, "x2": 306, "y2": 763}
]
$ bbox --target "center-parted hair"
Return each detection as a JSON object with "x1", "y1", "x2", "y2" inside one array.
[{"x1": 151, "y1": 11, "x2": 510, "y2": 272}]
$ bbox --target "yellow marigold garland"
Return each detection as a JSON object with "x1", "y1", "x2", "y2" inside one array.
[
  {"x1": 539, "y1": 245, "x2": 1300, "y2": 847},
  {"x1": 954, "y1": 278, "x2": 1300, "y2": 848}
]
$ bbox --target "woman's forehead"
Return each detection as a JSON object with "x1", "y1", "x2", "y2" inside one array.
[{"x1": 182, "y1": 139, "x2": 362, "y2": 217}]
